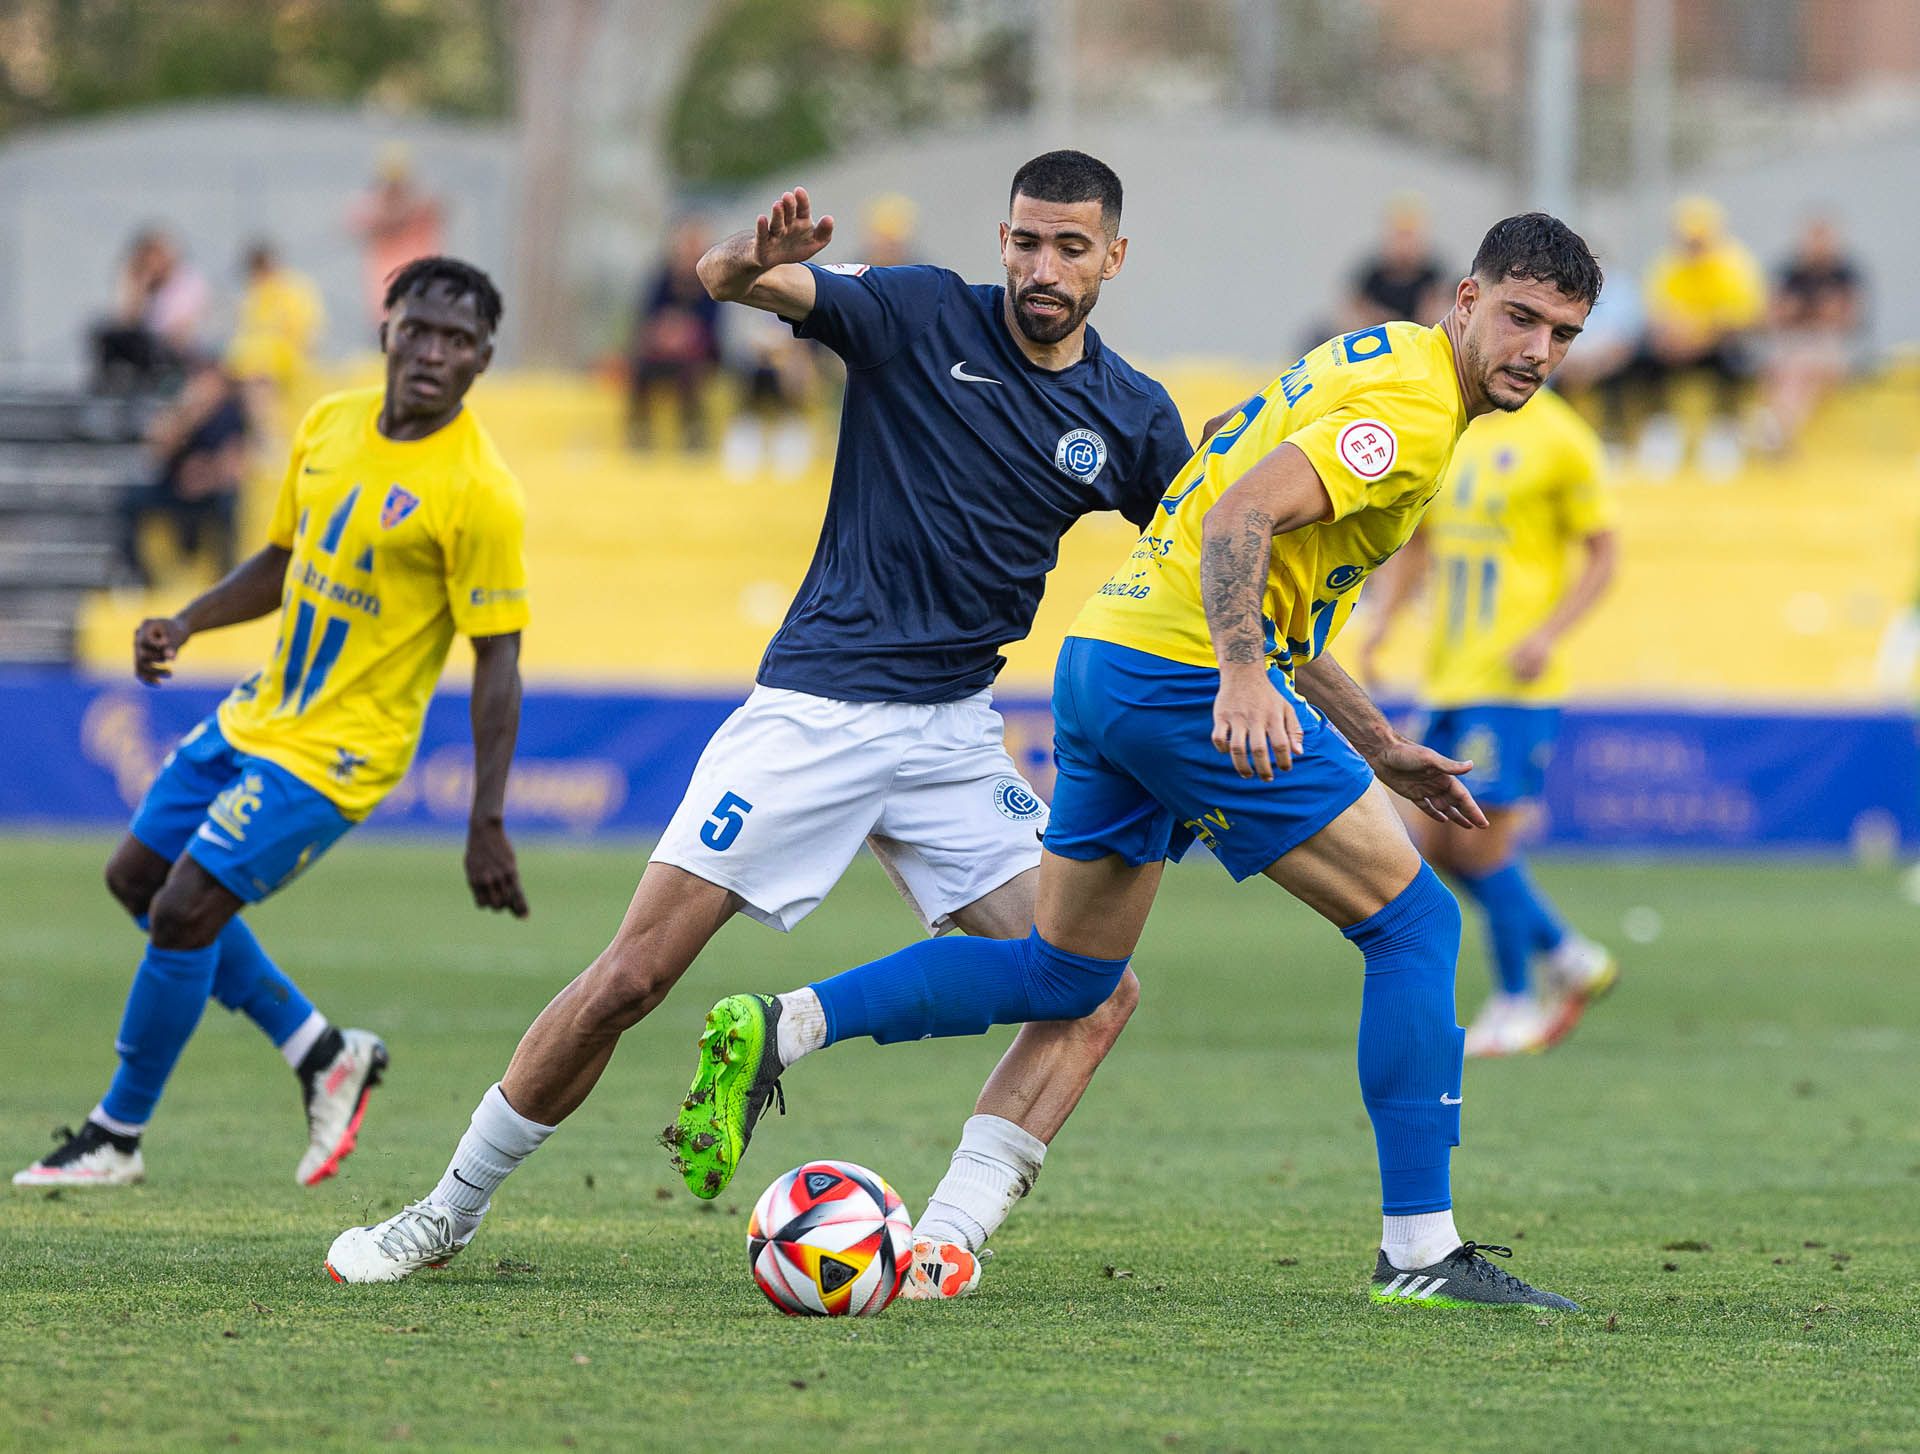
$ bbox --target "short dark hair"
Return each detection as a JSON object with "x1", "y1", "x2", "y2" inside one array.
[
  {"x1": 1471, "y1": 213, "x2": 1602, "y2": 307},
  {"x1": 1009, "y1": 150, "x2": 1123, "y2": 232},
  {"x1": 383, "y1": 256, "x2": 504, "y2": 335}
]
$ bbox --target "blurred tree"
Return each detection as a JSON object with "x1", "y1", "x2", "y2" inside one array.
[
  {"x1": 0, "y1": 0, "x2": 512, "y2": 135},
  {"x1": 665, "y1": 0, "x2": 930, "y2": 185}
]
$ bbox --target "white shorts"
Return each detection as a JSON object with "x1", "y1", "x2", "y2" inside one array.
[{"x1": 651, "y1": 685, "x2": 1048, "y2": 933}]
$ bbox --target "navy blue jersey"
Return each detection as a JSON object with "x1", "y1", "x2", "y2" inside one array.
[{"x1": 756, "y1": 263, "x2": 1191, "y2": 704}]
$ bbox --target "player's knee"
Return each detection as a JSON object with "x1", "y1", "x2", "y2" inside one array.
[
  {"x1": 104, "y1": 850, "x2": 161, "y2": 919},
  {"x1": 1023, "y1": 930, "x2": 1130, "y2": 1022},
  {"x1": 579, "y1": 943, "x2": 682, "y2": 1030},
  {"x1": 146, "y1": 881, "x2": 227, "y2": 951}
]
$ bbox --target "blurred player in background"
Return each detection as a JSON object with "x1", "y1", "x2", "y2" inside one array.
[
  {"x1": 1359, "y1": 388, "x2": 1620, "y2": 1057},
  {"x1": 682, "y1": 215, "x2": 1602, "y2": 1309},
  {"x1": 14, "y1": 259, "x2": 530, "y2": 1190},
  {"x1": 325, "y1": 152, "x2": 1192, "y2": 1286}
]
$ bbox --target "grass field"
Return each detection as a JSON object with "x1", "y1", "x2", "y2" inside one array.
[{"x1": 4, "y1": 834, "x2": 1919, "y2": 1452}]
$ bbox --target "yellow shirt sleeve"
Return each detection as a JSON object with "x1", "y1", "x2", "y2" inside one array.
[
  {"x1": 445, "y1": 474, "x2": 531, "y2": 637},
  {"x1": 1287, "y1": 390, "x2": 1459, "y2": 522},
  {"x1": 266, "y1": 403, "x2": 324, "y2": 548},
  {"x1": 1555, "y1": 416, "x2": 1616, "y2": 538}
]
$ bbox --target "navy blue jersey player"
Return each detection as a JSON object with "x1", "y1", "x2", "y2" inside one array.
[{"x1": 328, "y1": 151, "x2": 1191, "y2": 1284}]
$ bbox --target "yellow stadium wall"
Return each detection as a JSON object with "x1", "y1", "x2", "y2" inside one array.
[{"x1": 79, "y1": 363, "x2": 1920, "y2": 705}]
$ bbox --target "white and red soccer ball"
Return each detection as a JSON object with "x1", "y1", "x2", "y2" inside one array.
[{"x1": 747, "y1": 1159, "x2": 911, "y2": 1317}]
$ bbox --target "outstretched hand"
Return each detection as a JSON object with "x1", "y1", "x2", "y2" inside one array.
[
  {"x1": 1369, "y1": 736, "x2": 1488, "y2": 829},
  {"x1": 755, "y1": 187, "x2": 835, "y2": 270},
  {"x1": 133, "y1": 616, "x2": 190, "y2": 685}
]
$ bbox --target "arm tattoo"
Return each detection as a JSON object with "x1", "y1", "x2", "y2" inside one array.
[{"x1": 1201, "y1": 504, "x2": 1275, "y2": 667}]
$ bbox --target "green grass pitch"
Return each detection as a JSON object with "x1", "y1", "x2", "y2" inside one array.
[{"x1": 4, "y1": 834, "x2": 1919, "y2": 1452}]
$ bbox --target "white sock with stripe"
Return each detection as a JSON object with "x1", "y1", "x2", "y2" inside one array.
[{"x1": 1382, "y1": 1209, "x2": 1461, "y2": 1271}]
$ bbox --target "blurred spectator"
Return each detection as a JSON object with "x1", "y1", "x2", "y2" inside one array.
[
  {"x1": 860, "y1": 194, "x2": 920, "y2": 266},
  {"x1": 720, "y1": 309, "x2": 817, "y2": 481},
  {"x1": 1758, "y1": 216, "x2": 1865, "y2": 456},
  {"x1": 225, "y1": 239, "x2": 325, "y2": 426},
  {"x1": 115, "y1": 355, "x2": 251, "y2": 588},
  {"x1": 627, "y1": 219, "x2": 721, "y2": 450},
  {"x1": 348, "y1": 144, "x2": 444, "y2": 327},
  {"x1": 1346, "y1": 196, "x2": 1448, "y2": 328},
  {"x1": 90, "y1": 228, "x2": 210, "y2": 392},
  {"x1": 1605, "y1": 197, "x2": 1767, "y2": 477}
]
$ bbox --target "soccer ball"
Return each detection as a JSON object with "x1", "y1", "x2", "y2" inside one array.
[{"x1": 747, "y1": 1159, "x2": 912, "y2": 1317}]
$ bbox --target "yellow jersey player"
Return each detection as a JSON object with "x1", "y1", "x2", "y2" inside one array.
[
  {"x1": 14, "y1": 259, "x2": 530, "y2": 1192},
  {"x1": 1360, "y1": 388, "x2": 1620, "y2": 1059},
  {"x1": 686, "y1": 216, "x2": 1603, "y2": 1311}
]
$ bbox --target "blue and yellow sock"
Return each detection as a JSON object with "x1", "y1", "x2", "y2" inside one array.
[
  {"x1": 1458, "y1": 860, "x2": 1566, "y2": 997},
  {"x1": 811, "y1": 928, "x2": 1128, "y2": 1047},
  {"x1": 210, "y1": 917, "x2": 316, "y2": 1049},
  {"x1": 1346, "y1": 863, "x2": 1465, "y2": 1216},
  {"x1": 98, "y1": 942, "x2": 220, "y2": 1129}
]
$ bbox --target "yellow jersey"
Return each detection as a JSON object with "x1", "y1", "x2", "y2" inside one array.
[
  {"x1": 217, "y1": 388, "x2": 530, "y2": 817},
  {"x1": 1643, "y1": 241, "x2": 1766, "y2": 336},
  {"x1": 226, "y1": 268, "x2": 325, "y2": 390},
  {"x1": 1072, "y1": 321, "x2": 1466, "y2": 675},
  {"x1": 1421, "y1": 388, "x2": 1613, "y2": 708}
]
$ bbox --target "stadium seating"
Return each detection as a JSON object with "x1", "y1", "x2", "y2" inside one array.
[
  {"x1": 70, "y1": 362, "x2": 1920, "y2": 702},
  {"x1": 0, "y1": 391, "x2": 158, "y2": 662}
]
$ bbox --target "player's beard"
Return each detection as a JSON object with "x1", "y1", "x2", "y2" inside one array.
[
  {"x1": 1465, "y1": 333, "x2": 1540, "y2": 413},
  {"x1": 1009, "y1": 279, "x2": 1096, "y2": 345}
]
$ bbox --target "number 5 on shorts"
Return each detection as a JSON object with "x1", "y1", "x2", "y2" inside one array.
[{"x1": 700, "y1": 791, "x2": 753, "y2": 851}]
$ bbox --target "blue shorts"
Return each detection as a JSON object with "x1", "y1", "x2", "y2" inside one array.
[
  {"x1": 1419, "y1": 704, "x2": 1561, "y2": 808},
  {"x1": 1044, "y1": 638, "x2": 1376, "y2": 881},
  {"x1": 129, "y1": 715, "x2": 355, "y2": 903}
]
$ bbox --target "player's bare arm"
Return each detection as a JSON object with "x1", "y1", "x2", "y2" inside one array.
[
  {"x1": 1198, "y1": 443, "x2": 1333, "y2": 781},
  {"x1": 1293, "y1": 651, "x2": 1487, "y2": 830},
  {"x1": 133, "y1": 543, "x2": 292, "y2": 684},
  {"x1": 1509, "y1": 528, "x2": 1618, "y2": 683},
  {"x1": 466, "y1": 631, "x2": 528, "y2": 918},
  {"x1": 696, "y1": 186, "x2": 834, "y2": 320}
]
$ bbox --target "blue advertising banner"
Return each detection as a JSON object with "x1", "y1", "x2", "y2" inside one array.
[{"x1": 1, "y1": 670, "x2": 1915, "y2": 852}]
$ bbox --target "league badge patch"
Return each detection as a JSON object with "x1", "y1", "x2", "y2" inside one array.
[{"x1": 381, "y1": 484, "x2": 421, "y2": 529}]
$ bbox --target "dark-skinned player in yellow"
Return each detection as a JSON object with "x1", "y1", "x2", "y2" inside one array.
[{"x1": 14, "y1": 258, "x2": 531, "y2": 1191}]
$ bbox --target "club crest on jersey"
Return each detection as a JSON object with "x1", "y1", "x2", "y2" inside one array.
[
  {"x1": 1054, "y1": 428, "x2": 1108, "y2": 484},
  {"x1": 1336, "y1": 419, "x2": 1397, "y2": 479},
  {"x1": 992, "y1": 779, "x2": 1045, "y2": 821},
  {"x1": 380, "y1": 485, "x2": 421, "y2": 529}
]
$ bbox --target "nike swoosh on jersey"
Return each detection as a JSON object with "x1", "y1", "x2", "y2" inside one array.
[
  {"x1": 1440, "y1": 1093, "x2": 1463, "y2": 1105},
  {"x1": 949, "y1": 361, "x2": 1002, "y2": 386}
]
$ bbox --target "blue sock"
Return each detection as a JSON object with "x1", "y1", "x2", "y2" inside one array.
[
  {"x1": 210, "y1": 917, "x2": 315, "y2": 1048},
  {"x1": 1346, "y1": 864, "x2": 1465, "y2": 1216},
  {"x1": 811, "y1": 928, "x2": 1128, "y2": 1047},
  {"x1": 100, "y1": 942, "x2": 220, "y2": 1128},
  {"x1": 1459, "y1": 861, "x2": 1566, "y2": 996}
]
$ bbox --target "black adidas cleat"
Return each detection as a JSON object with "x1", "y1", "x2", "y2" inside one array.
[{"x1": 1370, "y1": 1242, "x2": 1579, "y2": 1310}]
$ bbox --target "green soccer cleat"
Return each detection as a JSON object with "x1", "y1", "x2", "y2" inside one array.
[
  {"x1": 663, "y1": 993, "x2": 786, "y2": 1199},
  {"x1": 1370, "y1": 1242, "x2": 1579, "y2": 1311}
]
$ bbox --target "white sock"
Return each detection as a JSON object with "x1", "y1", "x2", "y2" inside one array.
[
  {"x1": 1382, "y1": 1209, "x2": 1461, "y2": 1270},
  {"x1": 278, "y1": 1010, "x2": 330, "y2": 1069},
  {"x1": 775, "y1": 988, "x2": 827, "y2": 1068},
  {"x1": 88, "y1": 1105, "x2": 146, "y2": 1139},
  {"x1": 915, "y1": 1115, "x2": 1047, "y2": 1253},
  {"x1": 429, "y1": 1083, "x2": 556, "y2": 1230}
]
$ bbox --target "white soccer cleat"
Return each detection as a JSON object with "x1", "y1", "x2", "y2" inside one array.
[
  {"x1": 12, "y1": 1122, "x2": 145, "y2": 1187},
  {"x1": 297, "y1": 1028, "x2": 388, "y2": 1187},
  {"x1": 1537, "y1": 935, "x2": 1618, "y2": 1048},
  {"x1": 901, "y1": 1235, "x2": 985, "y2": 1300},
  {"x1": 1463, "y1": 994, "x2": 1555, "y2": 1059},
  {"x1": 325, "y1": 1200, "x2": 474, "y2": 1284}
]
